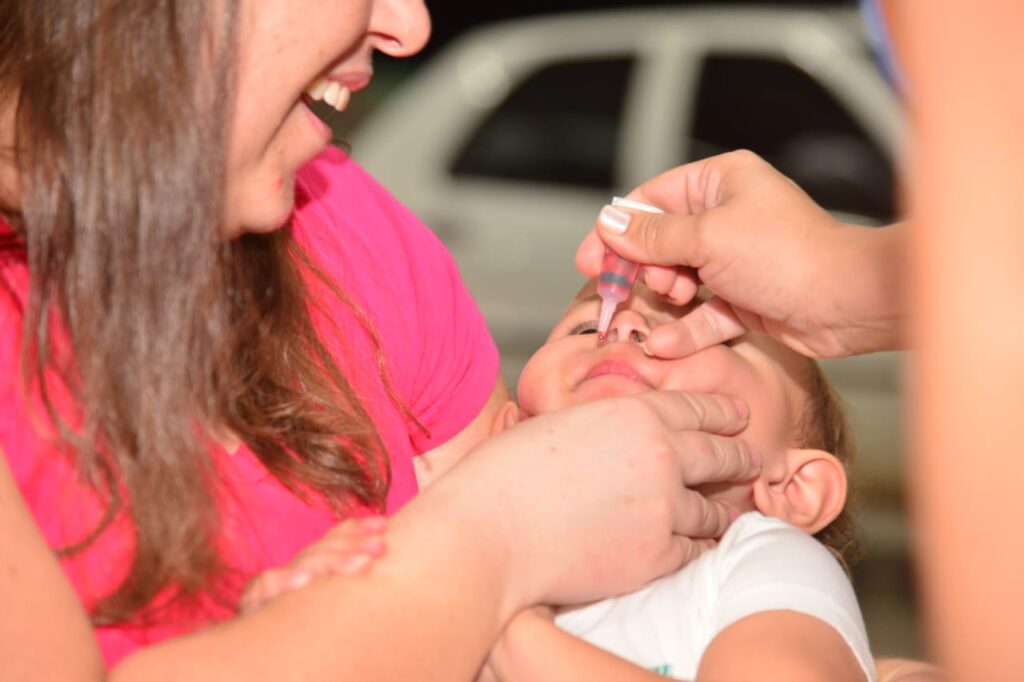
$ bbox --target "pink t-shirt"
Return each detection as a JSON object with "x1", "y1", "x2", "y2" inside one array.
[{"x1": 0, "y1": 148, "x2": 499, "y2": 666}]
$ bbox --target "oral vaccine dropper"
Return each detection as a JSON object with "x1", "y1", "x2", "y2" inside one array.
[{"x1": 597, "y1": 197, "x2": 664, "y2": 340}]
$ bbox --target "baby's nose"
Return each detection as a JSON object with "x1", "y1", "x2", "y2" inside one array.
[{"x1": 601, "y1": 311, "x2": 649, "y2": 345}]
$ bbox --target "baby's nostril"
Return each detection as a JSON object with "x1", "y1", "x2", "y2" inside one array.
[{"x1": 630, "y1": 330, "x2": 647, "y2": 344}]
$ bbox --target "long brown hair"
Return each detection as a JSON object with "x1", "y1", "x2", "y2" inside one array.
[{"x1": 1, "y1": 1, "x2": 389, "y2": 624}]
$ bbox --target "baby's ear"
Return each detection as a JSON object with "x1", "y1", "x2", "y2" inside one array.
[
  {"x1": 490, "y1": 401, "x2": 525, "y2": 436},
  {"x1": 753, "y1": 449, "x2": 847, "y2": 535}
]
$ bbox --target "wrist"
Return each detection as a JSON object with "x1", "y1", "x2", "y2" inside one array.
[
  {"x1": 404, "y1": 443, "x2": 534, "y2": 622},
  {"x1": 824, "y1": 222, "x2": 909, "y2": 355}
]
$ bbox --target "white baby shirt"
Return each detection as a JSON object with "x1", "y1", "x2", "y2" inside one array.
[{"x1": 555, "y1": 512, "x2": 876, "y2": 680}]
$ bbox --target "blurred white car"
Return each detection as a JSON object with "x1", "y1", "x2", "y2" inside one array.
[{"x1": 349, "y1": 7, "x2": 907, "y2": 536}]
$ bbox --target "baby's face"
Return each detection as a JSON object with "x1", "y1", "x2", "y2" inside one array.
[{"x1": 517, "y1": 281, "x2": 814, "y2": 512}]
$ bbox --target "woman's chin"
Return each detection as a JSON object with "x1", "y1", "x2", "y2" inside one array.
[{"x1": 223, "y1": 186, "x2": 296, "y2": 239}]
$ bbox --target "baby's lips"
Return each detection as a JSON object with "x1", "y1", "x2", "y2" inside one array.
[{"x1": 582, "y1": 357, "x2": 655, "y2": 388}]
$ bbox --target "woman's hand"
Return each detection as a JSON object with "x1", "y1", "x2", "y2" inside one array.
[
  {"x1": 429, "y1": 390, "x2": 760, "y2": 611},
  {"x1": 238, "y1": 516, "x2": 387, "y2": 615},
  {"x1": 576, "y1": 150, "x2": 907, "y2": 359}
]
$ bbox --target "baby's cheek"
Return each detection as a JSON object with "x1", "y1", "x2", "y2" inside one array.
[
  {"x1": 516, "y1": 363, "x2": 563, "y2": 417},
  {"x1": 658, "y1": 355, "x2": 730, "y2": 394}
]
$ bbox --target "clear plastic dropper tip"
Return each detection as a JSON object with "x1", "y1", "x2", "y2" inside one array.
[{"x1": 597, "y1": 296, "x2": 617, "y2": 340}]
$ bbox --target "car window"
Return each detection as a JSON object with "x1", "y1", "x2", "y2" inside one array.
[
  {"x1": 450, "y1": 58, "x2": 633, "y2": 189},
  {"x1": 688, "y1": 54, "x2": 894, "y2": 223}
]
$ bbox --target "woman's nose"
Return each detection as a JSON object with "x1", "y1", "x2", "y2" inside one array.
[
  {"x1": 370, "y1": 0, "x2": 432, "y2": 58},
  {"x1": 602, "y1": 311, "x2": 650, "y2": 345}
]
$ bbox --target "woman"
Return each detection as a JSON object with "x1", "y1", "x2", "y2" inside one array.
[{"x1": 0, "y1": 1, "x2": 758, "y2": 679}]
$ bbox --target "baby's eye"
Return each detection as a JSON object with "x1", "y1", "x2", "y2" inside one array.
[{"x1": 568, "y1": 320, "x2": 599, "y2": 335}]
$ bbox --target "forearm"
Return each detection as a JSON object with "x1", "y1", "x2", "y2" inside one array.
[
  {"x1": 906, "y1": 0, "x2": 1024, "y2": 677},
  {"x1": 489, "y1": 611, "x2": 667, "y2": 682},
  {"x1": 115, "y1": 484, "x2": 512, "y2": 681},
  {"x1": 697, "y1": 611, "x2": 864, "y2": 682}
]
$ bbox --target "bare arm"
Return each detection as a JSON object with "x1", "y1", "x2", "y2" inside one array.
[
  {"x1": 1, "y1": 391, "x2": 759, "y2": 681},
  {"x1": 114, "y1": 470, "x2": 515, "y2": 681},
  {"x1": 697, "y1": 611, "x2": 865, "y2": 682},
  {"x1": 488, "y1": 608, "x2": 864, "y2": 682},
  {"x1": 0, "y1": 439, "x2": 511, "y2": 682},
  {"x1": 0, "y1": 444, "x2": 107, "y2": 681},
  {"x1": 484, "y1": 609, "x2": 667, "y2": 682},
  {"x1": 902, "y1": 0, "x2": 1024, "y2": 677}
]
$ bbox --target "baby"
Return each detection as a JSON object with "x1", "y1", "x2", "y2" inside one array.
[
  {"x1": 245, "y1": 278, "x2": 876, "y2": 680},
  {"x1": 467, "y1": 279, "x2": 873, "y2": 681}
]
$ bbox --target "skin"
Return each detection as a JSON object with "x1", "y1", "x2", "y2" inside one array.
[
  {"x1": 478, "y1": 284, "x2": 857, "y2": 681},
  {"x1": 223, "y1": 0, "x2": 430, "y2": 236},
  {"x1": 516, "y1": 281, "x2": 845, "y2": 521},
  {"x1": 574, "y1": 152, "x2": 908, "y2": 360},
  {"x1": 901, "y1": 1, "x2": 1024, "y2": 678}
]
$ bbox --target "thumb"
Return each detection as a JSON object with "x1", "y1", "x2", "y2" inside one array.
[{"x1": 596, "y1": 204, "x2": 708, "y2": 269}]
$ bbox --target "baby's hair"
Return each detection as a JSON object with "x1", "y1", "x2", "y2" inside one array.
[{"x1": 796, "y1": 359, "x2": 863, "y2": 572}]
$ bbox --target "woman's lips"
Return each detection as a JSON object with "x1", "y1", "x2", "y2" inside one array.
[
  {"x1": 300, "y1": 97, "x2": 332, "y2": 142},
  {"x1": 582, "y1": 360, "x2": 653, "y2": 387}
]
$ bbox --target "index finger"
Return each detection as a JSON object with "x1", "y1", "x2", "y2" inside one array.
[
  {"x1": 574, "y1": 227, "x2": 605, "y2": 278},
  {"x1": 646, "y1": 297, "x2": 748, "y2": 358},
  {"x1": 633, "y1": 390, "x2": 750, "y2": 436}
]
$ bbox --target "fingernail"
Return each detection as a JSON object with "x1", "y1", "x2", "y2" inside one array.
[
  {"x1": 728, "y1": 504, "x2": 741, "y2": 522},
  {"x1": 611, "y1": 196, "x2": 663, "y2": 214},
  {"x1": 598, "y1": 205, "x2": 631, "y2": 234},
  {"x1": 749, "y1": 448, "x2": 762, "y2": 469},
  {"x1": 733, "y1": 399, "x2": 750, "y2": 420},
  {"x1": 347, "y1": 554, "x2": 372, "y2": 573}
]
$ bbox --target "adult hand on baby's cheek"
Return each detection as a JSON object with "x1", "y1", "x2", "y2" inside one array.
[
  {"x1": 459, "y1": 390, "x2": 758, "y2": 608},
  {"x1": 238, "y1": 516, "x2": 387, "y2": 615}
]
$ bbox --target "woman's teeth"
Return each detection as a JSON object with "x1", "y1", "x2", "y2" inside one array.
[{"x1": 305, "y1": 78, "x2": 351, "y2": 113}]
